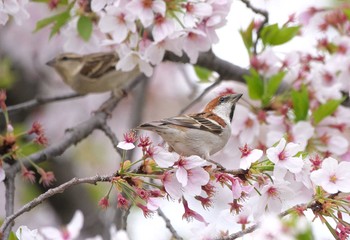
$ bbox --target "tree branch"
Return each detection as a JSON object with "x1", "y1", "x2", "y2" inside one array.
[
  {"x1": 99, "y1": 123, "x2": 123, "y2": 157},
  {"x1": 4, "y1": 76, "x2": 144, "y2": 176},
  {"x1": 165, "y1": 51, "x2": 249, "y2": 83},
  {"x1": 220, "y1": 204, "x2": 306, "y2": 240},
  {"x1": 0, "y1": 174, "x2": 113, "y2": 235},
  {"x1": 1, "y1": 93, "x2": 82, "y2": 114},
  {"x1": 157, "y1": 208, "x2": 183, "y2": 240},
  {"x1": 240, "y1": 0, "x2": 269, "y2": 55},
  {"x1": 2, "y1": 171, "x2": 16, "y2": 240}
]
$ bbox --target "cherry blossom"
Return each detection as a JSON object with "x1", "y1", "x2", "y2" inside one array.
[
  {"x1": 310, "y1": 157, "x2": 350, "y2": 194},
  {"x1": 267, "y1": 121, "x2": 314, "y2": 151},
  {"x1": 183, "y1": 2, "x2": 213, "y2": 27},
  {"x1": 254, "y1": 180, "x2": 294, "y2": 218},
  {"x1": 98, "y1": 5, "x2": 136, "y2": 44},
  {"x1": 126, "y1": 0, "x2": 166, "y2": 27},
  {"x1": 40, "y1": 210, "x2": 84, "y2": 240},
  {"x1": 231, "y1": 105, "x2": 260, "y2": 145},
  {"x1": 181, "y1": 29, "x2": 212, "y2": 64},
  {"x1": 239, "y1": 144, "x2": 263, "y2": 170},
  {"x1": 315, "y1": 127, "x2": 349, "y2": 156},
  {"x1": 266, "y1": 138, "x2": 304, "y2": 174},
  {"x1": 117, "y1": 130, "x2": 138, "y2": 150},
  {"x1": 16, "y1": 226, "x2": 44, "y2": 240},
  {"x1": 0, "y1": 0, "x2": 29, "y2": 25}
]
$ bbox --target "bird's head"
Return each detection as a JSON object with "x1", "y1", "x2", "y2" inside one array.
[
  {"x1": 46, "y1": 53, "x2": 85, "y2": 80},
  {"x1": 204, "y1": 93, "x2": 243, "y2": 122}
]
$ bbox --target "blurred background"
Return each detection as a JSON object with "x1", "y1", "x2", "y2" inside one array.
[{"x1": 0, "y1": 0, "x2": 337, "y2": 239}]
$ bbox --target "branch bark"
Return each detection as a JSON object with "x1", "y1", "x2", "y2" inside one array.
[{"x1": 0, "y1": 175, "x2": 112, "y2": 235}]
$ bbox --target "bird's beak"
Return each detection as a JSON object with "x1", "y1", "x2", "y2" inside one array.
[
  {"x1": 46, "y1": 59, "x2": 56, "y2": 67},
  {"x1": 230, "y1": 93, "x2": 243, "y2": 103}
]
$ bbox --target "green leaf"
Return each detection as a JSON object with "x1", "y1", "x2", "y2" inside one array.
[
  {"x1": 194, "y1": 65, "x2": 212, "y2": 82},
  {"x1": 262, "y1": 71, "x2": 286, "y2": 105},
  {"x1": 77, "y1": 15, "x2": 93, "y2": 41},
  {"x1": 291, "y1": 85, "x2": 309, "y2": 122},
  {"x1": 260, "y1": 24, "x2": 300, "y2": 46},
  {"x1": 243, "y1": 69, "x2": 264, "y2": 100},
  {"x1": 239, "y1": 20, "x2": 255, "y2": 55},
  {"x1": 312, "y1": 98, "x2": 344, "y2": 124},
  {"x1": 0, "y1": 58, "x2": 16, "y2": 89},
  {"x1": 8, "y1": 231, "x2": 18, "y2": 240},
  {"x1": 344, "y1": 9, "x2": 350, "y2": 21},
  {"x1": 34, "y1": 13, "x2": 62, "y2": 32},
  {"x1": 49, "y1": 11, "x2": 71, "y2": 38}
]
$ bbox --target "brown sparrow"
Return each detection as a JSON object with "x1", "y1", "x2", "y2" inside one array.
[
  {"x1": 137, "y1": 93, "x2": 243, "y2": 159},
  {"x1": 46, "y1": 52, "x2": 140, "y2": 95}
]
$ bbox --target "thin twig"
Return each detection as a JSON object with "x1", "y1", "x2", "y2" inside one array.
[
  {"x1": 3, "y1": 171, "x2": 16, "y2": 240},
  {"x1": 180, "y1": 79, "x2": 222, "y2": 114},
  {"x1": 220, "y1": 204, "x2": 306, "y2": 240},
  {"x1": 2, "y1": 93, "x2": 82, "y2": 114},
  {"x1": 157, "y1": 208, "x2": 183, "y2": 240},
  {"x1": 0, "y1": 174, "x2": 113, "y2": 235},
  {"x1": 4, "y1": 76, "x2": 144, "y2": 176},
  {"x1": 240, "y1": 0, "x2": 269, "y2": 55},
  {"x1": 99, "y1": 123, "x2": 123, "y2": 157}
]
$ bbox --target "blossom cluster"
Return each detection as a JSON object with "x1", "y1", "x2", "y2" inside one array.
[
  {"x1": 0, "y1": 0, "x2": 29, "y2": 25},
  {"x1": 103, "y1": 125, "x2": 350, "y2": 239},
  {"x1": 0, "y1": 90, "x2": 54, "y2": 187}
]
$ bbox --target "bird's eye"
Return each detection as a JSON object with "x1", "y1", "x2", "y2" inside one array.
[
  {"x1": 61, "y1": 56, "x2": 69, "y2": 61},
  {"x1": 219, "y1": 97, "x2": 225, "y2": 103}
]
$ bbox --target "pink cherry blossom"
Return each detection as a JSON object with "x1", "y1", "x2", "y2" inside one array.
[
  {"x1": 231, "y1": 105, "x2": 260, "y2": 145},
  {"x1": 254, "y1": 180, "x2": 294, "y2": 218},
  {"x1": 152, "y1": 14, "x2": 176, "y2": 42},
  {"x1": 117, "y1": 47, "x2": 153, "y2": 77},
  {"x1": 117, "y1": 131, "x2": 138, "y2": 150},
  {"x1": 310, "y1": 157, "x2": 350, "y2": 194},
  {"x1": 267, "y1": 121, "x2": 314, "y2": 150},
  {"x1": 239, "y1": 144, "x2": 263, "y2": 170},
  {"x1": 181, "y1": 29, "x2": 211, "y2": 64},
  {"x1": 183, "y1": 2, "x2": 213, "y2": 27},
  {"x1": 40, "y1": 210, "x2": 84, "y2": 240},
  {"x1": 315, "y1": 127, "x2": 349, "y2": 156},
  {"x1": 144, "y1": 37, "x2": 183, "y2": 65},
  {"x1": 126, "y1": 0, "x2": 166, "y2": 27},
  {"x1": 174, "y1": 156, "x2": 210, "y2": 196},
  {"x1": 266, "y1": 138, "x2": 304, "y2": 174},
  {"x1": 16, "y1": 226, "x2": 44, "y2": 240},
  {"x1": 98, "y1": 6, "x2": 136, "y2": 44},
  {"x1": 161, "y1": 171, "x2": 183, "y2": 199}
]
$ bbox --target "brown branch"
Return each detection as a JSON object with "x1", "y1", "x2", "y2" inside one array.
[
  {"x1": 99, "y1": 123, "x2": 123, "y2": 157},
  {"x1": 220, "y1": 204, "x2": 307, "y2": 240},
  {"x1": 165, "y1": 51, "x2": 249, "y2": 83},
  {"x1": 2, "y1": 93, "x2": 82, "y2": 114},
  {"x1": 0, "y1": 174, "x2": 113, "y2": 235},
  {"x1": 240, "y1": 0, "x2": 269, "y2": 55},
  {"x1": 5, "y1": 76, "x2": 144, "y2": 176},
  {"x1": 157, "y1": 208, "x2": 183, "y2": 240},
  {"x1": 2, "y1": 171, "x2": 16, "y2": 240}
]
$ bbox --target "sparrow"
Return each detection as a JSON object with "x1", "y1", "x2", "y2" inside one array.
[
  {"x1": 137, "y1": 93, "x2": 243, "y2": 160},
  {"x1": 46, "y1": 52, "x2": 140, "y2": 95}
]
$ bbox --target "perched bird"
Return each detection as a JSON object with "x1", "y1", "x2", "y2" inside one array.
[
  {"x1": 137, "y1": 93, "x2": 243, "y2": 159},
  {"x1": 46, "y1": 52, "x2": 140, "y2": 95}
]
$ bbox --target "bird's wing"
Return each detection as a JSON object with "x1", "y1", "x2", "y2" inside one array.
[
  {"x1": 80, "y1": 52, "x2": 119, "y2": 79},
  {"x1": 161, "y1": 113, "x2": 224, "y2": 134}
]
